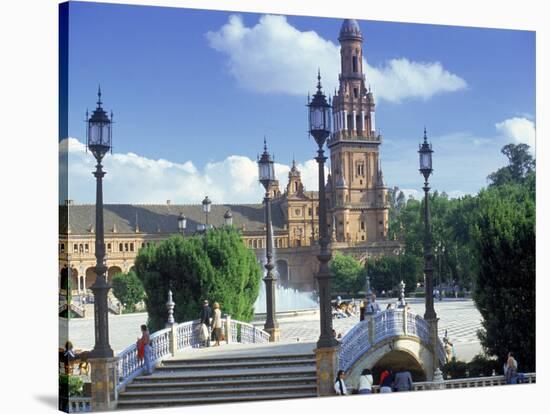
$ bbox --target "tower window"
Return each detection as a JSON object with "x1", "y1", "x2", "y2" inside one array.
[
  {"x1": 353, "y1": 88, "x2": 358, "y2": 98},
  {"x1": 294, "y1": 182, "x2": 298, "y2": 192},
  {"x1": 295, "y1": 209, "x2": 301, "y2": 216},
  {"x1": 361, "y1": 221, "x2": 365, "y2": 230},
  {"x1": 308, "y1": 208, "x2": 312, "y2": 216},
  {"x1": 107, "y1": 243, "x2": 112, "y2": 252},
  {"x1": 60, "y1": 243, "x2": 65, "y2": 253},
  {"x1": 352, "y1": 56, "x2": 358, "y2": 73}
]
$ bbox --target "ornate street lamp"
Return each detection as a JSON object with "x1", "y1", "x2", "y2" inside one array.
[
  {"x1": 224, "y1": 209, "x2": 233, "y2": 226},
  {"x1": 257, "y1": 139, "x2": 279, "y2": 342},
  {"x1": 86, "y1": 86, "x2": 114, "y2": 359},
  {"x1": 419, "y1": 127, "x2": 436, "y2": 321},
  {"x1": 202, "y1": 196, "x2": 212, "y2": 230},
  {"x1": 177, "y1": 212, "x2": 186, "y2": 236},
  {"x1": 308, "y1": 70, "x2": 337, "y2": 351},
  {"x1": 419, "y1": 127, "x2": 441, "y2": 379}
]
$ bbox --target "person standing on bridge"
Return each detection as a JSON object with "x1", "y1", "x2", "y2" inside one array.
[
  {"x1": 366, "y1": 294, "x2": 381, "y2": 314},
  {"x1": 137, "y1": 324, "x2": 153, "y2": 375},
  {"x1": 199, "y1": 300, "x2": 212, "y2": 347},
  {"x1": 211, "y1": 302, "x2": 222, "y2": 346}
]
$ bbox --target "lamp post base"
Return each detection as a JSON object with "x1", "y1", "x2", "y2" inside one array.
[
  {"x1": 315, "y1": 345, "x2": 339, "y2": 396},
  {"x1": 90, "y1": 357, "x2": 118, "y2": 411},
  {"x1": 265, "y1": 326, "x2": 280, "y2": 342}
]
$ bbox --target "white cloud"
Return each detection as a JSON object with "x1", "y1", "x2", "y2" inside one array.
[
  {"x1": 495, "y1": 117, "x2": 536, "y2": 151},
  {"x1": 60, "y1": 138, "x2": 323, "y2": 204},
  {"x1": 206, "y1": 15, "x2": 467, "y2": 103},
  {"x1": 366, "y1": 59, "x2": 467, "y2": 102}
]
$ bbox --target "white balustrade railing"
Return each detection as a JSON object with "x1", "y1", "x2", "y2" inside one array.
[
  {"x1": 116, "y1": 316, "x2": 269, "y2": 393},
  {"x1": 339, "y1": 319, "x2": 371, "y2": 372},
  {"x1": 67, "y1": 397, "x2": 91, "y2": 412},
  {"x1": 365, "y1": 373, "x2": 535, "y2": 393},
  {"x1": 231, "y1": 320, "x2": 271, "y2": 343},
  {"x1": 339, "y1": 308, "x2": 445, "y2": 373},
  {"x1": 117, "y1": 327, "x2": 170, "y2": 392},
  {"x1": 176, "y1": 320, "x2": 202, "y2": 350}
]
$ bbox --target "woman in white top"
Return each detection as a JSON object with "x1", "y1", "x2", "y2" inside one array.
[
  {"x1": 358, "y1": 368, "x2": 374, "y2": 394},
  {"x1": 212, "y1": 302, "x2": 223, "y2": 346},
  {"x1": 334, "y1": 370, "x2": 348, "y2": 395}
]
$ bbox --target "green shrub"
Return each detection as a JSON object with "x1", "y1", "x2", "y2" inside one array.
[
  {"x1": 467, "y1": 354, "x2": 500, "y2": 377},
  {"x1": 59, "y1": 374, "x2": 84, "y2": 397},
  {"x1": 442, "y1": 358, "x2": 468, "y2": 379},
  {"x1": 112, "y1": 271, "x2": 145, "y2": 313}
]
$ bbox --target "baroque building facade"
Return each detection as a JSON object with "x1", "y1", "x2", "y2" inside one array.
[{"x1": 58, "y1": 19, "x2": 399, "y2": 294}]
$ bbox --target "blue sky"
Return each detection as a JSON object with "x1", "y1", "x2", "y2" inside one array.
[{"x1": 62, "y1": 1, "x2": 536, "y2": 204}]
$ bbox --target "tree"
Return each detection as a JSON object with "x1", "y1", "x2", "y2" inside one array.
[
  {"x1": 134, "y1": 227, "x2": 262, "y2": 332},
  {"x1": 112, "y1": 271, "x2": 146, "y2": 313},
  {"x1": 367, "y1": 253, "x2": 420, "y2": 296},
  {"x1": 471, "y1": 174, "x2": 535, "y2": 371},
  {"x1": 330, "y1": 252, "x2": 364, "y2": 294},
  {"x1": 487, "y1": 143, "x2": 535, "y2": 187}
]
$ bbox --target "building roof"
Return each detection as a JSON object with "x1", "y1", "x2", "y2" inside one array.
[
  {"x1": 339, "y1": 19, "x2": 362, "y2": 42},
  {"x1": 59, "y1": 201, "x2": 288, "y2": 236}
]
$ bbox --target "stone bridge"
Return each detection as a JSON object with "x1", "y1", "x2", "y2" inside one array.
[{"x1": 338, "y1": 308, "x2": 446, "y2": 389}]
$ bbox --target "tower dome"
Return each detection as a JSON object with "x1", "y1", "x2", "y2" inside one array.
[{"x1": 339, "y1": 19, "x2": 362, "y2": 42}]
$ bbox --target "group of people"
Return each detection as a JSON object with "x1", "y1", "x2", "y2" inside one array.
[
  {"x1": 199, "y1": 299, "x2": 223, "y2": 347},
  {"x1": 334, "y1": 367, "x2": 414, "y2": 395}
]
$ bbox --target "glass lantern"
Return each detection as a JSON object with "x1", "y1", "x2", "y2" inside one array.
[
  {"x1": 258, "y1": 140, "x2": 275, "y2": 191},
  {"x1": 202, "y1": 196, "x2": 211, "y2": 214},
  {"x1": 418, "y1": 128, "x2": 433, "y2": 180},
  {"x1": 86, "y1": 88, "x2": 112, "y2": 161}
]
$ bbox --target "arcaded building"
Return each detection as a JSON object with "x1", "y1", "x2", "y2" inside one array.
[{"x1": 59, "y1": 19, "x2": 399, "y2": 293}]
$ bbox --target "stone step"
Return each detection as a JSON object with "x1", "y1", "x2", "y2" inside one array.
[
  {"x1": 164, "y1": 353, "x2": 315, "y2": 365},
  {"x1": 157, "y1": 358, "x2": 315, "y2": 371},
  {"x1": 119, "y1": 383, "x2": 316, "y2": 400},
  {"x1": 126, "y1": 375, "x2": 317, "y2": 391},
  {"x1": 132, "y1": 366, "x2": 316, "y2": 383},
  {"x1": 117, "y1": 391, "x2": 317, "y2": 408}
]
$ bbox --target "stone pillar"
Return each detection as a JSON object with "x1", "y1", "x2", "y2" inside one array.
[
  {"x1": 225, "y1": 315, "x2": 232, "y2": 344},
  {"x1": 432, "y1": 367, "x2": 444, "y2": 390},
  {"x1": 366, "y1": 314, "x2": 374, "y2": 344},
  {"x1": 90, "y1": 357, "x2": 118, "y2": 411},
  {"x1": 427, "y1": 317, "x2": 440, "y2": 381},
  {"x1": 315, "y1": 346, "x2": 339, "y2": 396}
]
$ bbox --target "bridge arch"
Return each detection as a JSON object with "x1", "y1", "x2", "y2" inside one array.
[{"x1": 338, "y1": 309, "x2": 445, "y2": 389}]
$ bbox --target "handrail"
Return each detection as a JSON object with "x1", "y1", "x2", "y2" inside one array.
[
  {"x1": 361, "y1": 373, "x2": 536, "y2": 393},
  {"x1": 115, "y1": 317, "x2": 270, "y2": 393},
  {"x1": 339, "y1": 308, "x2": 445, "y2": 372}
]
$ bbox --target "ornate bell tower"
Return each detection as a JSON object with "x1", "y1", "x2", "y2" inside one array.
[{"x1": 327, "y1": 19, "x2": 389, "y2": 244}]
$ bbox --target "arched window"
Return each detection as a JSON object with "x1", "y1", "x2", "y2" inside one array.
[
  {"x1": 253, "y1": 240, "x2": 257, "y2": 249},
  {"x1": 119, "y1": 243, "x2": 123, "y2": 252},
  {"x1": 294, "y1": 182, "x2": 298, "y2": 192},
  {"x1": 60, "y1": 243, "x2": 65, "y2": 253},
  {"x1": 352, "y1": 55, "x2": 358, "y2": 72},
  {"x1": 130, "y1": 243, "x2": 134, "y2": 252}
]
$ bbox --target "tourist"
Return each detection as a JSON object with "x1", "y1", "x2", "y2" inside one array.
[
  {"x1": 199, "y1": 299, "x2": 212, "y2": 347},
  {"x1": 366, "y1": 294, "x2": 381, "y2": 314},
  {"x1": 137, "y1": 324, "x2": 153, "y2": 375},
  {"x1": 334, "y1": 370, "x2": 348, "y2": 395},
  {"x1": 211, "y1": 302, "x2": 223, "y2": 346},
  {"x1": 392, "y1": 368, "x2": 413, "y2": 391},
  {"x1": 504, "y1": 352, "x2": 518, "y2": 384},
  {"x1": 379, "y1": 368, "x2": 393, "y2": 393},
  {"x1": 358, "y1": 368, "x2": 374, "y2": 394}
]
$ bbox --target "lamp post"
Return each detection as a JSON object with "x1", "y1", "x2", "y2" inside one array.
[
  {"x1": 419, "y1": 127, "x2": 440, "y2": 378},
  {"x1": 86, "y1": 87, "x2": 117, "y2": 410},
  {"x1": 86, "y1": 87, "x2": 114, "y2": 359},
  {"x1": 177, "y1": 212, "x2": 187, "y2": 237},
  {"x1": 308, "y1": 71, "x2": 338, "y2": 395},
  {"x1": 202, "y1": 196, "x2": 212, "y2": 230},
  {"x1": 257, "y1": 139, "x2": 279, "y2": 342}
]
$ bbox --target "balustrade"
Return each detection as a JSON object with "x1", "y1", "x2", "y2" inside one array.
[{"x1": 115, "y1": 316, "x2": 269, "y2": 393}]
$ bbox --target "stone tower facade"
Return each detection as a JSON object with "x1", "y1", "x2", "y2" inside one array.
[{"x1": 327, "y1": 19, "x2": 389, "y2": 243}]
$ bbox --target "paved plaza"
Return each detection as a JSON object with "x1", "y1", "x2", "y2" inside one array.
[{"x1": 62, "y1": 298, "x2": 482, "y2": 360}]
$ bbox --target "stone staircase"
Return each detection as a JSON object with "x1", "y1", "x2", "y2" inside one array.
[{"x1": 117, "y1": 350, "x2": 318, "y2": 408}]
